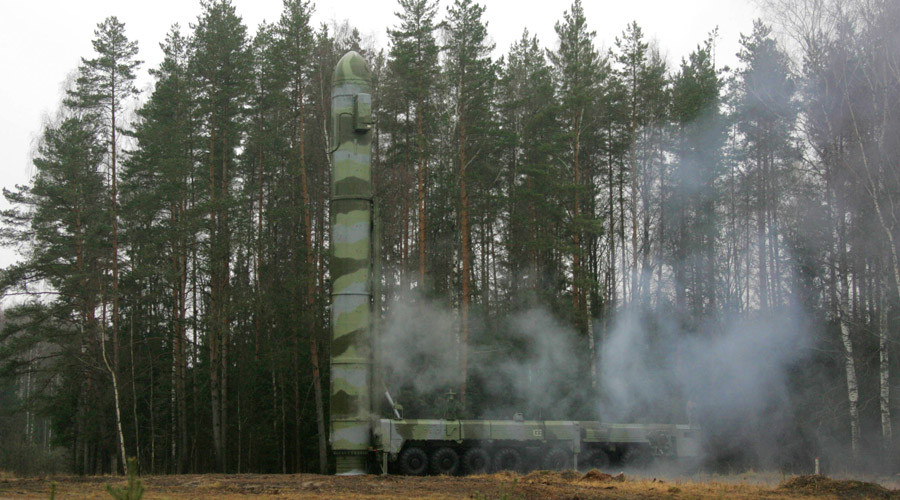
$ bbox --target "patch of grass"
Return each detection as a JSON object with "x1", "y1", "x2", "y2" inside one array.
[
  {"x1": 779, "y1": 474, "x2": 895, "y2": 498},
  {"x1": 474, "y1": 481, "x2": 523, "y2": 500}
]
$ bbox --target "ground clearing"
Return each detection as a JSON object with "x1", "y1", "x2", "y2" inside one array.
[{"x1": 1, "y1": 470, "x2": 898, "y2": 499}]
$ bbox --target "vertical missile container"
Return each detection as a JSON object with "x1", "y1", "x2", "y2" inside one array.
[{"x1": 329, "y1": 51, "x2": 376, "y2": 474}]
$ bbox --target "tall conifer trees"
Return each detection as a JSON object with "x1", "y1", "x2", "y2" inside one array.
[
  {"x1": 548, "y1": 1, "x2": 604, "y2": 372},
  {"x1": 190, "y1": 0, "x2": 252, "y2": 471},
  {"x1": 387, "y1": 0, "x2": 440, "y2": 290},
  {"x1": 442, "y1": 0, "x2": 494, "y2": 404}
]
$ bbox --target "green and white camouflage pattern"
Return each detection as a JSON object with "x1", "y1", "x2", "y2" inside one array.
[
  {"x1": 376, "y1": 418, "x2": 699, "y2": 463},
  {"x1": 577, "y1": 421, "x2": 701, "y2": 458},
  {"x1": 330, "y1": 51, "x2": 376, "y2": 474},
  {"x1": 377, "y1": 419, "x2": 581, "y2": 454}
]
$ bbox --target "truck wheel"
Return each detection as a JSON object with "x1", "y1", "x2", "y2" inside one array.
[
  {"x1": 430, "y1": 447, "x2": 460, "y2": 475},
  {"x1": 462, "y1": 447, "x2": 491, "y2": 475},
  {"x1": 542, "y1": 448, "x2": 572, "y2": 470},
  {"x1": 399, "y1": 446, "x2": 428, "y2": 476},
  {"x1": 580, "y1": 449, "x2": 610, "y2": 471},
  {"x1": 493, "y1": 448, "x2": 523, "y2": 472}
]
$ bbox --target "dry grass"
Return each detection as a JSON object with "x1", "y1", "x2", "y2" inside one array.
[
  {"x1": 0, "y1": 470, "x2": 898, "y2": 499},
  {"x1": 779, "y1": 474, "x2": 896, "y2": 498}
]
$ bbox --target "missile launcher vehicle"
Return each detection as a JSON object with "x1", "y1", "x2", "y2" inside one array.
[
  {"x1": 328, "y1": 51, "x2": 700, "y2": 475},
  {"x1": 377, "y1": 417, "x2": 699, "y2": 475}
]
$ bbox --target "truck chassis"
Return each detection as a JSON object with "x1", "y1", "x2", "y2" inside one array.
[{"x1": 375, "y1": 418, "x2": 699, "y2": 475}]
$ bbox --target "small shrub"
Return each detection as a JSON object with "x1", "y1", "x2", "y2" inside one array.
[
  {"x1": 0, "y1": 442, "x2": 69, "y2": 476},
  {"x1": 105, "y1": 458, "x2": 144, "y2": 500}
]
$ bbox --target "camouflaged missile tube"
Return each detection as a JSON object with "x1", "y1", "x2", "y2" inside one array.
[{"x1": 330, "y1": 51, "x2": 376, "y2": 474}]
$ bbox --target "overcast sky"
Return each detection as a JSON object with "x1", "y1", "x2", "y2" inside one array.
[{"x1": 0, "y1": 0, "x2": 760, "y2": 268}]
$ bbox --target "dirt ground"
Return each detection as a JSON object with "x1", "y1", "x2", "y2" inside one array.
[{"x1": 2, "y1": 470, "x2": 899, "y2": 499}]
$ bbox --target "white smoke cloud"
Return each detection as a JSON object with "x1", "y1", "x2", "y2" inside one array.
[{"x1": 376, "y1": 286, "x2": 812, "y2": 467}]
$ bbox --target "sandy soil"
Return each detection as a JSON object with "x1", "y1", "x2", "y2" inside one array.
[{"x1": 2, "y1": 470, "x2": 899, "y2": 499}]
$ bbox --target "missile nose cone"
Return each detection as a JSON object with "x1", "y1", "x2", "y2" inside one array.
[{"x1": 333, "y1": 51, "x2": 371, "y2": 85}]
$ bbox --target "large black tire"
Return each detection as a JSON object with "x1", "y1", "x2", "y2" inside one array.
[
  {"x1": 580, "y1": 449, "x2": 610, "y2": 471},
  {"x1": 430, "y1": 446, "x2": 460, "y2": 475},
  {"x1": 542, "y1": 448, "x2": 572, "y2": 470},
  {"x1": 399, "y1": 446, "x2": 429, "y2": 476},
  {"x1": 493, "y1": 447, "x2": 523, "y2": 472},
  {"x1": 462, "y1": 447, "x2": 491, "y2": 475}
]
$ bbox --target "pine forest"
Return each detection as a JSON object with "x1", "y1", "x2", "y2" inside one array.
[{"x1": 1, "y1": 0, "x2": 899, "y2": 476}]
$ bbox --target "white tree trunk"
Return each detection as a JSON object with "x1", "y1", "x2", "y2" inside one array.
[
  {"x1": 100, "y1": 317, "x2": 128, "y2": 474},
  {"x1": 839, "y1": 311, "x2": 860, "y2": 457}
]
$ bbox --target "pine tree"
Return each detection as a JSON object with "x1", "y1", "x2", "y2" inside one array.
[
  {"x1": 613, "y1": 22, "x2": 668, "y2": 305},
  {"x1": 65, "y1": 15, "x2": 141, "y2": 474},
  {"x1": 442, "y1": 0, "x2": 494, "y2": 404},
  {"x1": 387, "y1": 0, "x2": 440, "y2": 290},
  {"x1": 274, "y1": 0, "x2": 327, "y2": 472},
  {"x1": 2, "y1": 115, "x2": 109, "y2": 473},
  {"x1": 497, "y1": 31, "x2": 564, "y2": 306},
  {"x1": 189, "y1": 0, "x2": 252, "y2": 472},
  {"x1": 735, "y1": 20, "x2": 797, "y2": 312},
  {"x1": 548, "y1": 0, "x2": 605, "y2": 355},
  {"x1": 669, "y1": 36, "x2": 724, "y2": 319},
  {"x1": 122, "y1": 24, "x2": 196, "y2": 472}
]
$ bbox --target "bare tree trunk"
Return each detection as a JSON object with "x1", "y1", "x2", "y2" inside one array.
[
  {"x1": 402, "y1": 105, "x2": 412, "y2": 292},
  {"x1": 839, "y1": 208, "x2": 860, "y2": 458},
  {"x1": 572, "y1": 108, "x2": 585, "y2": 335},
  {"x1": 879, "y1": 281, "x2": 892, "y2": 448},
  {"x1": 844, "y1": 73, "x2": 896, "y2": 454},
  {"x1": 255, "y1": 148, "x2": 264, "y2": 362},
  {"x1": 459, "y1": 101, "x2": 471, "y2": 404},
  {"x1": 220, "y1": 148, "x2": 231, "y2": 473},
  {"x1": 656, "y1": 145, "x2": 664, "y2": 306},
  {"x1": 618, "y1": 150, "x2": 627, "y2": 304},
  {"x1": 208, "y1": 124, "x2": 224, "y2": 472},
  {"x1": 148, "y1": 359, "x2": 155, "y2": 471},
  {"x1": 839, "y1": 311, "x2": 861, "y2": 457},
  {"x1": 102, "y1": 92, "x2": 128, "y2": 472},
  {"x1": 108, "y1": 83, "x2": 127, "y2": 476},
  {"x1": 100, "y1": 302, "x2": 128, "y2": 474},
  {"x1": 129, "y1": 313, "x2": 140, "y2": 466},
  {"x1": 417, "y1": 98, "x2": 427, "y2": 287},
  {"x1": 639, "y1": 141, "x2": 653, "y2": 306},
  {"x1": 111, "y1": 91, "x2": 121, "y2": 392},
  {"x1": 757, "y1": 149, "x2": 769, "y2": 311},
  {"x1": 310, "y1": 337, "x2": 327, "y2": 473},
  {"x1": 190, "y1": 172, "x2": 200, "y2": 473},
  {"x1": 608, "y1": 127, "x2": 617, "y2": 310},
  {"x1": 630, "y1": 141, "x2": 638, "y2": 303}
]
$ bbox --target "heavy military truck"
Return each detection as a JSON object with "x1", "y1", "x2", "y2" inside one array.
[
  {"x1": 377, "y1": 417, "x2": 699, "y2": 475},
  {"x1": 328, "y1": 50, "x2": 700, "y2": 475}
]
